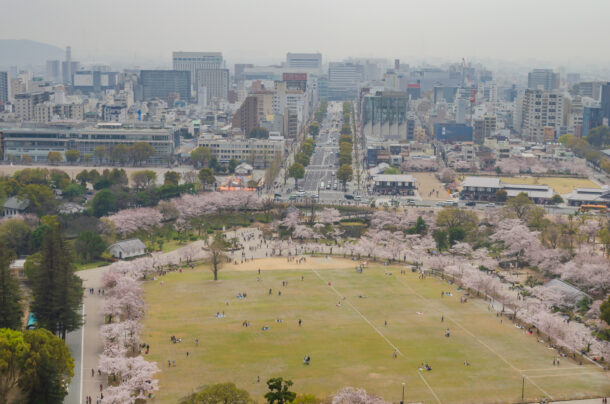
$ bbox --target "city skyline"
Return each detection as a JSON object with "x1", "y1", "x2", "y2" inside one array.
[{"x1": 2, "y1": 0, "x2": 610, "y2": 70}]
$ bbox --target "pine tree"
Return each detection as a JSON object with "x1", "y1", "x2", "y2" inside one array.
[
  {"x1": 30, "y1": 228, "x2": 83, "y2": 339},
  {"x1": 0, "y1": 249, "x2": 23, "y2": 330}
]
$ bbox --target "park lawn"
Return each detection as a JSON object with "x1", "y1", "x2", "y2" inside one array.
[
  {"x1": 141, "y1": 259, "x2": 609, "y2": 403},
  {"x1": 75, "y1": 259, "x2": 112, "y2": 271},
  {"x1": 500, "y1": 176, "x2": 599, "y2": 195}
]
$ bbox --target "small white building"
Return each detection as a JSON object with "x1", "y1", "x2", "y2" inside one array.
[
  {"x1": 235, "y1": 162, "x2": 254, "y2": 176},
  {"x1": 2, "y1": 197, "x2": 29, "y2": 218},
  {"x1": 108, "y1": 238, "x2": 147, "y2": 259}
]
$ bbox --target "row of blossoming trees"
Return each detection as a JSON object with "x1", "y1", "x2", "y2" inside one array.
[
  {"x1": 98, "y1": 258, "x2": 164, "y2": 403},
  {"x1": 101, "y1": 191, "x2": 610, "y2": 362},
  {"x1": 102, "y1": 191, "x2": 262, "y2": 239},
  {"x1": 274, "y1": 205, "x2": 610, "y2": 360}
]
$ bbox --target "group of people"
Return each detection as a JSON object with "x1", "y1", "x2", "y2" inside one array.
[{"x1": 86, "y1": 287, "x2": 104, "y2": 295}]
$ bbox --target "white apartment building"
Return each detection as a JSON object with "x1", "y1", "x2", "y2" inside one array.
[
  {"x1": 33, "y1": 102, "x2": 84, "y2": 123},
  {"x1": 172, "y1": 51, "x2": 223, "y2": 86},
  {"x1": 520, "y1": 89, "x2": 563, "y2": 143},
  {"x1": 198, "y1": 133, "x2": 285, "y2": 168}
]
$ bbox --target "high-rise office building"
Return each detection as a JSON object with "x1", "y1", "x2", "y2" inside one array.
[
  {"x1": 172, "y1": 51, "x2": 223, "y2": 87},
  {"x1": 328, "y1": 62, "x2": 364, "y2": 100},
  {"x1": 601, "y1": 82, "x2": 610, "y2": 122},
  {"x1": 361, "y1": 91, "x2": 408, "y2": 140},
  {"x1": 138, "y1": 70, "x2": 191, "y2": 102},
  {"x1": 46, "y1": 60, "x2": 61, "y2": 83},
  {"x1": 578, "y1": 81, "x2": 604, "y2": 100},
  {"x1": 234, "y1": 64, "x2": 253, "y2": 82},
  {"x1": 73, "y1": 71, "x2": 118, "y2": 93},
  {"x1": 197, "y1": 69, "x2": 229, "y2": 103},
  {"x1": 0, "y1": 71, "x2": 8, "y2": 105},
  {"x1": 527, "y1": 69, "x2": 559, "y2": 91},
  {"x1": 286, "y1": 53, "x2": 322, "y2": 70},
  {"x1": 582, "y1": 105, "x2": 603, "y2": 138}
]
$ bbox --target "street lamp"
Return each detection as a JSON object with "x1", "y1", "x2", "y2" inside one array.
[{"x1": 401, "y1": 382, "x2": 405, "y2": 404}]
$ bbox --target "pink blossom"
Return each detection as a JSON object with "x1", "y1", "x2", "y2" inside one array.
[
  {"x1": 292, "y1": 225, "x2": 315, "y2": 240},
  {"x1": 281, "y1": 211, "x2": 300, "y2": 230},
  {"x1": 101, "y1": 384, "x2": 134, "y2": 404},
  {"x1": 332, "y1": 387, "x2": 388, "y2": 404},
  {"x1": 317, "y1": 207, "x2": 341, "y2": 224},
  {"x1": 105, "y1": 207, "x2": 163, "y2": 236}
]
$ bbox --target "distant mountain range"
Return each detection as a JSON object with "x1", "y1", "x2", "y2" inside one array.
[{"x1": 0, "y1": 39, "x2": 64, "y2": 68}]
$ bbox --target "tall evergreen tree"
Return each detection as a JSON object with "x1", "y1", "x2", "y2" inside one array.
[
  {"x1": 20, "y1": 328, "x2": 74, "y2": 404},
  {"x1": 30, "y1": 228, "x2": 83, "y2": 339},
  {"x1": 0, "y1": 249, "x2": 23, "y2": 330}
]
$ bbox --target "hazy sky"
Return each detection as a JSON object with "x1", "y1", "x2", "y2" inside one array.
[{"x1": 2, "y1": 0, "x2": 610, "y2": 68}]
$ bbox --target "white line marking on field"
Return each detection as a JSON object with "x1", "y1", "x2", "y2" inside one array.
[
  {"x1": 311, "y1": 269, "x2": 401, "y2": 353},
  {"x1": 520, "y1": 366, "x2": 588, "y2": 372},
  {"x1": 418, "y1": 371, "x2": 442, "y2": 404},
  {"x1": 526, "y1": 371, "x2": 608, "y2": 379},
  {"x1": 311, "y1": 269, "x2": 443, "y2": 404},
  {"x1": 395, "y1": 276, "x2": 554, "y2": 400}
]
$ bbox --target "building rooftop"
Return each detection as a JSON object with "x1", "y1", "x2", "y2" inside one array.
[
  {"x1": 543, "y1": 279, "x2": 590, "y2": 302},
  {"x1": 108, "y1": 238, "x2": 146, "y2": 254},
  {"x1": 373, "y1": 174, "x2": 416, "y2": 182},
  {"x1": 461, "y1": 177, "x2": 501, "y2": 188},
  {"x1": 3, "y1": 196, "x2": 29, "y2": 211}
]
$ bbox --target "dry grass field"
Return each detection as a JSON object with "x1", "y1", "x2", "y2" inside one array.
[
  {"x1": 142, "y1": 258, "x2": 609, "y2": 403},
  {"x1": 409, "y1": 172, "x2": 449, "y2": 200}
]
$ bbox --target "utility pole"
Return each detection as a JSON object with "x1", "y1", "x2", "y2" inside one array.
[
  {"x1": 521, "y1": 376, "x2": 525, "y2": 401},
  {"x1": 401, "y1": 382, "x2": 405, "y2": 404}
]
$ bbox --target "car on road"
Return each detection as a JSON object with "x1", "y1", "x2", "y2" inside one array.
[
  {"x1": 344, "y1": 194, "x2": 354, "y2": 200},
  {"x1": 486, "y1": 202, "x2": 495, "y2": 207},
  {"x1": 326, "y1": 183, "x2": 331, "y2": 189},
  {"x1": 446, "y1": 200, "x2": 458, "y2": 206},
  {"x1": 289, "y1": 195, "x2": 297, "y2": 200},
  {"x1": 435, "y1": 201, "x2": 445, "y2": 206},
  {"x1": 274, "y1": 193, "x2": 282, "y2": 198},
  {"x1": 310, "y1": 193, "x2": 319, "y2": 199},
  {"x1": 465, "y1": 201, "x2": 476, "y2": 206},
  {"x1": 354, "y1": 195, "x2": 361, "y2": 201},
  {"x1": 297, "y1": 190, "x2": 306, "y2": 196},
  {"x1": 406, "y1": 199, "x2": 416, "y2": 205}
]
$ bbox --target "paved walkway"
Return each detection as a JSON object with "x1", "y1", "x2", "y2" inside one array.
[{"x1": 68, "y1": 239, "x2": 212, "y2": 403}]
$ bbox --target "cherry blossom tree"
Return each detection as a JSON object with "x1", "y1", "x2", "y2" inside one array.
[
  {"x1": 401, "y1": 158, "x2": 438, "y2": 172},
  {"x1": 292, "y1": 225, "x2": 315, "y2": 240},
  {"x1": 106, "y1": 207, "x2": 163, "y2": 236},
  {"x1": 123, "y1": 356, "x2": 160, "y2": 400},
  {"x1": 281, "y1": 211, "x2": 300, "y2": 230},
  {"x1": 491, "y1": 219, "x2": 542, "y2": 266},
  {"x1": 102, "y1": 385, "x2": 134, "y2": 404},
  {"x1": 439, "y1": 168, "x2": 456, "y2": 183},
  {"x1": 450, "y1": 242, "x2": 472, "y2": 256},
  {"x1": 554, "y1": 253, "x2": 610, "y2": 296},
  {"x1": 317, "y1": 207, "x2": 341, "y2": 224},
  {"x1": 332, "y1": 387, "x2": 388, "y2": 404}
]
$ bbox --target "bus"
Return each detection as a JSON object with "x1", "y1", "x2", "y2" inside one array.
[{"x1": 580, "y1": 204, "x2": 608, "y2": 213}]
